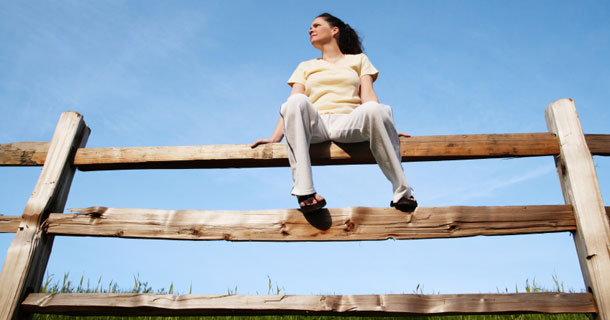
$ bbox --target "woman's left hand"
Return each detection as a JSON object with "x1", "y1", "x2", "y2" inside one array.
[{"x1": 398, "y1": 132, "x2": 411, "y2": 138}]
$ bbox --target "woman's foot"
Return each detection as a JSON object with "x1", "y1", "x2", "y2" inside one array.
[
  {"x1": 297, "y1": 193, "x2": 327, "y2": 213},
  {"x1": 390, "y1": 196, "x2": 418, "y2": 212}
]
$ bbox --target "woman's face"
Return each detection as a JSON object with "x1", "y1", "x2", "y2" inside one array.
[{"x1": 309, "y1": 17, "x2": 338, "y2": 49}]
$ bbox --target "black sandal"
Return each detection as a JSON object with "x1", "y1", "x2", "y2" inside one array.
[
  {"x1": 297, "y1": 193, "x2": 327, "y2": 213},
  {"x1": 390, "y1": 196, "x2": 418, "y2": 212}
]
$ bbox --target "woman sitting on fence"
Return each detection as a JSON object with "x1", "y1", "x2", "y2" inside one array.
[{"x1": 251, "y1": 13, "x2": 416, "y2": 213}]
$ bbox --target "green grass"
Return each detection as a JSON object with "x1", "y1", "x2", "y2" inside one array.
[{"x1": 32, "y1": 274, "x2": 593, "y2": 320}]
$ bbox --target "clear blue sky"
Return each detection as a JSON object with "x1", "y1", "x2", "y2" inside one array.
[{"x1": 1, "y1": 1, "x2": 609, "y2": 295}]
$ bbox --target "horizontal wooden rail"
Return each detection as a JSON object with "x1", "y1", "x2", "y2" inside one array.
[
  {"x1": 32, "y1": 205, "x2": 578, "y2": 241},
  {"x1": 0, "y1": 133, "x2": 561, "y2": 170},
  {"x1": 5, "y1": 207, "x2": 610, "y2": 237},
  {"x1": 0, "y1": 141, "x2": 49, "y2": 166},
  {"x1": 0, "y1": 215, "x2": 21, "y2": 233},
  {"x1": 73, "y1": 133, "x2": 563, "y2": 170},
  {"x1": 585, "y1": 134, "x2": 610, "y2": 156},
  {"x1": 22, "y1": 292, "x2": 596, "y2": 316},
  {"x1": 3, "y1": 134, "x2": 608, "y2": 170}
]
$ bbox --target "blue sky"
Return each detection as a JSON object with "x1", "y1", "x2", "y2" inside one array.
[{"x1": 1, "y1": 1, "x2": 609, "y2": 295}]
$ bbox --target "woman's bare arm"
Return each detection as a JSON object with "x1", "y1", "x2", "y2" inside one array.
[
  {"x1": 360, "y1": 75, "x2": 379, "y2": 103},
  {"x1": 250, "y1": 84, "x2": 306, "y2": 148},
  {"x1": 250, "y1": 117, "x2": 284, "y2": 148},
  {"x1": 290, "y1": 83, "x2": 306, "y2": 95},
  {"x1": 360, "y1": 75, "x2": 410, "y2": 137}
]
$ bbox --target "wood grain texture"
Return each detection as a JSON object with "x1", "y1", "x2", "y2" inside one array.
[
  {"x1": 0, "y1": 142, "x2": 49, "y2": 166},
  {"x1": 72, "y1": 133, "x2": 561, "y2": 170},
  {"x1": 7, "y1": 206, "x2": 610, "y2": 235},
  {"x1": 21, "y1": 292, "x2": 596, "y2": 316},
  {"x1": 0, "y1": 112, "x2": 89, "y2": 320},
  {"x1": 3, "y1": 133, "x2": 607, "y2": 169},
  {"x1": 546, "y1": 98, "x2": 610, "y2": 320},
  {"x1": 1, "y1": 133, "x2": 566, "y2": 169},
  {"x1": 585, "y1": 134, "x2": 610, "y2": 156},
  {"x1": 42, "y1": 205, "x2": 577, "y2": 241},
  {"x1": 0, "y1": 215, "x2": 21, "y2": 233}
]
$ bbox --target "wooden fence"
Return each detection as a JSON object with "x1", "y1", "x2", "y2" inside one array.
[{"x1": 0, "y1": 98, "x2": 609, "y2": 319}]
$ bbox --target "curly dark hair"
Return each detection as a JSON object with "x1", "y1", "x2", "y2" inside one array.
[{"x1": 317, "y1": 13, "x2": 363, "y2": 54}]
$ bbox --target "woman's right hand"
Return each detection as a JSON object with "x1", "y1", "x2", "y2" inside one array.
[
  {"x1": 250, "y1": 138, "x2": 278, "y2": 148},
  {"x1": 398, "y1": 132, "x2": 411, "y2": 138},
  {"x1": 252, "y1": 89, "x2": 301, "y2": 149},
  {"x1": 251, "y1": 116, "x2": 285, "y2": 148}
]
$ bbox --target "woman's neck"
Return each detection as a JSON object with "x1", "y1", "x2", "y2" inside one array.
[{"x1": 320, "y1": 42, "x2": 344, "y2": 62}]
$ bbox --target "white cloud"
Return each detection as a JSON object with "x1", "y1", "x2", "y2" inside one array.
[{"x1": 425, "y1": 162, "x2": 556, "y2": 205}]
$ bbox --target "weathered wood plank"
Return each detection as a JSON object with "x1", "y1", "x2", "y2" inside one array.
[
  {"x1": 42, "y1": 205, "x2": 576, "y2": 241},
  {"x1": 21, "y1": 292, "x2": 596, "y2": 316},
  {"x1": 0, "y1": 112, "x2": 89, "y2": 320},
  {"x1": 3, "y1": 133, "x2": 607, "y2": 169},
  {"x1": 0, "y1": 142, "x2": 49, "y2": 166},
  {"x1": 585, "y1": 134, "x2": 610, "y2": 156},
  {"x1": 5, "y1": 206, "x2": 610, "y2": 235},
  {"x1": 72, "y1": 133, "x2": 561, "y2": 170},
  {"x1": 546, "y1": 98, "x2": 610, "y2": 320},
  {"x1": 398, "y1": 133, "x2": 559, "y2": 161},
  {"x1": 1, "y1": 207, "x2": 605, "y2": 235},
  {"x1": 0, "y1": 216, "x2": 21, "y2": 233},
  {"x1": 1, "y1": 133, "x2": 563, "y2": 169}
]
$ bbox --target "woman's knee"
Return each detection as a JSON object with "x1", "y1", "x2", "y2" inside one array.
[
  {"x1": 281, "y1": 93, "x2": 311, "y2": 116},
  {"x1": 359, "y1": 101, "x2": 393, "y2": 121}
]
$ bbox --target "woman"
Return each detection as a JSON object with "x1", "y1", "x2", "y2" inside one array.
[{"x1": 251, "y1": 13, "x2": 417, "y2": 213}]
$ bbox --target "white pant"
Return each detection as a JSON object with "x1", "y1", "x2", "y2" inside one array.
[{"x1": 280, "y1": 93, "x2": 414, "y2": 203}]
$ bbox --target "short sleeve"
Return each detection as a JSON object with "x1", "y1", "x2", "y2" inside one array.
[
  {"x1": 287, "y1": 62, "x2": 306, "y2": 86},
  {"x1": 360, "y1": 54, "x2": 379, "y2": 82}
]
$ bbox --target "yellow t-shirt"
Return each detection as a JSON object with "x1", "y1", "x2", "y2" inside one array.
[{"x1": 287, "y1": 53, "x2": 379, "y2": 114}]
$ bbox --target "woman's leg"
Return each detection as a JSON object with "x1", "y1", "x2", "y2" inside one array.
[
  {"x1": 280, "y1": 94, "x2": 330, "y2": 197},
  {"x1": 329, "y1": 101, "x2": 414, "y2": 203}
]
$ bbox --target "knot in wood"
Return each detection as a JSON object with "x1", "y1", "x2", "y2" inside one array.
[
  {"x1": 344, "y1": 220, "x2": 355, "y2": 232},
  {"x1": 72, "y1": 206, "x2": 108, "y2": 218},
  {"x1": 88, "y1": 211, "x2": 103, "y2": 218},
  {"x1": 262, "y1": 145, "x2": 274, "y2": 159},
  {"x1": 19, "y1": 150, "x2": 37, "y2": 165},
  {"x1": 280, "y1": 224, "x2": 289, "y2": 236}
]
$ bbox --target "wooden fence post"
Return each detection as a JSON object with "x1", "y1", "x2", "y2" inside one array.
[
  {"x1": 0, "y1": 111, "x2": 89, "y2": 320},
  {"x1": 546, "y1": 98, "x2": 610, "y2": 320}
]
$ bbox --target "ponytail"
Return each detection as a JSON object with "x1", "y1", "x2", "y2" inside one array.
[{"x1": 317, "y1": 13, "x2": 363, "y2": 54}]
